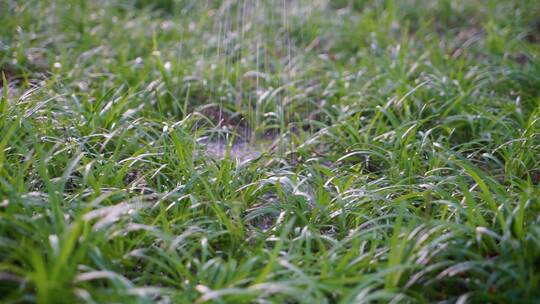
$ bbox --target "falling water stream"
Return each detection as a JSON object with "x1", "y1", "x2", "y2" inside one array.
[{"x1": 196, "y1": 0, "x2": 326, "y2": 161}]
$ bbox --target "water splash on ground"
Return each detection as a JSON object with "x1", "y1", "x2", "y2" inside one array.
[{"x1": 201, "y1": 137, "x2": 277, "y2": 162}]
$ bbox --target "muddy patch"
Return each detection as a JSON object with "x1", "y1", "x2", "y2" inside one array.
[
  {"x1": 200, "y1": 138, "x2": 276, "y2": 162},
  {"x1": 195, "y1": 104, "x2": 280, "y2": 162}
]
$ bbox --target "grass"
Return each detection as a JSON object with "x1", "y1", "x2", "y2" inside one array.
[{"x1": 1, "y1": 0, "x2": 540, "y2": 303}]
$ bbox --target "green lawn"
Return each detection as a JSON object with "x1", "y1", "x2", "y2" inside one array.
[{"x1": 1, "y1": 0, "x2": 540, "y2": 303}]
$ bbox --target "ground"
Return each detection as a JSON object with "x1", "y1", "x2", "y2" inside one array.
[{"x1": 1, "y1": 0, "x2": 540, "y2": 303}]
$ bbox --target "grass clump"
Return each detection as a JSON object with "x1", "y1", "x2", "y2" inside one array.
[{"x1": 1, "y1": 0, "x2": 540, "y2": 303}]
